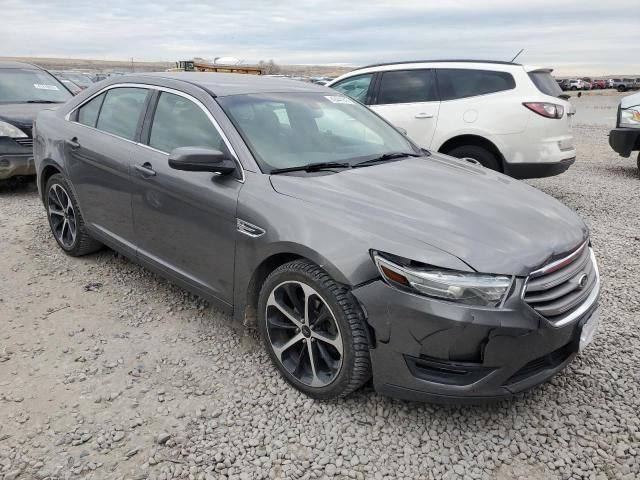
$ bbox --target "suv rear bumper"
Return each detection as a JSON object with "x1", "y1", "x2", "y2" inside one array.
[
  {"x1": 504, "y1": 157, "x2": 575, "y2": 179},
  {"x1": 609, "y1": 128, "x2": 640, "y2": 158}
]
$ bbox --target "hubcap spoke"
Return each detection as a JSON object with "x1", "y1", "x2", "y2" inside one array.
[{"x1": 265, "y1": 280, "x2": 344, "y2": 388}]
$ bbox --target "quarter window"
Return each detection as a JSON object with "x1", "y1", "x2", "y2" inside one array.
[
  {"x1": 376, "y1": 69, "x2": 437, "y2": 104},
  {"x1": 76, "y1": 93, "x2": 105, "y2": 127},
  {"x1": 331, "y1": 74, "x2": 373, "y2": 103},
  {"x1": 437, "y1": 69, "x2": 516, "y2": 101},
  {"x1": 149, "y1": 92, "x2": 224, "y2": 153},
  {"x1": 95, "y1": 87, "x2": 148, "y2": 141}
]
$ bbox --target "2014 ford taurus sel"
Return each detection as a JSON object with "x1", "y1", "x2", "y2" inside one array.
[{"x1": 33, "y1": 73, "x2": 601, "y2": 403}]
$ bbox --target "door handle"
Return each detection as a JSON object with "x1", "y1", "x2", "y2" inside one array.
[
  {"x1": 414, "y1": 113, "x2": 434, "y2": 119},
  {"x1": 134, "y1": 162, "x2": 156, "y2": 178},
  {"x1": 67, "y1": 137, "x2": 80, "y2": 150}
]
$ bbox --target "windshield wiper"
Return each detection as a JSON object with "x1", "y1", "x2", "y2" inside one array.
[
  {"x1": 25, "y1": 100, "x2": 63, "y2": 104},
  {"x1": 353, "y1": 152, "x2": 422, "y2": 168},
  {"x1": 270, "y1": 161, "x2": 351, "y2": 174}
]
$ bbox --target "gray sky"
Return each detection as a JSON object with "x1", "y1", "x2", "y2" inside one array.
[{"x1": 2, "y1": 0, "x2": 639, "y2": 75}]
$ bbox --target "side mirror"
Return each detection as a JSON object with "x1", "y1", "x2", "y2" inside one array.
[{"x1": 168, "y1": 147, "x2": 236, "y2": 175}]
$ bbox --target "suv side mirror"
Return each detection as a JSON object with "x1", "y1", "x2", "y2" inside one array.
[{"x1": 168, "y1": 147, "x2": 236, "y2": 175}]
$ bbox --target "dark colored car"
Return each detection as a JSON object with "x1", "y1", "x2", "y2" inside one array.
[
  {"x1": 58, "y1": 78, "x2": 83, "y2": 96},
  {"x1": 34, "y1": 73, "x2": 601, "y2": 403},
  {"x1": 0, "y1": 61, "x2": 72, "y2": 180},
  {"x1": 609, "y1": 91, "x2": 640, "y2": 176},
  {"x1": 52, "y1": 71, "x2": 94, "y2": 90}
]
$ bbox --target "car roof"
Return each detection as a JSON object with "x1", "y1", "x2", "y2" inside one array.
[
  {"x1": 131, "y1": 72, "x2": 333, "y2": 97},
  {"x1": 0, "y1": 60, "x2": 43, "y2": 70},
  {"x1": 355, "y1": 59, "x2": 521, "y2": 71}
]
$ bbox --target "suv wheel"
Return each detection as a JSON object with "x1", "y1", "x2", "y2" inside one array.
[
  {"x1": 258, "y1": 260, "x2": 371, "y2": 399},
  {"x1": 618, "y1": 85, "x2": 626, "y2": 92},
  {"x1": 45, "y1": 174, "x2": 102, "y2": 256},
  {"x1": 446, "y1": 145, "x2": 501, "y2": 171}
]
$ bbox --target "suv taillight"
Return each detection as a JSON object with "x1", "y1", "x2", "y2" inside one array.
[{"x1": 523, "y1": 102, "x2": 565, "y2": 119}]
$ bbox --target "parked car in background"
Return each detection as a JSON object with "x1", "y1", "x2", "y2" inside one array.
[
  {"x1": 52, "y1": 71, "x2": 94, "y2": 90},
  {"x1": 557, "y1": 79, "x2": 570, "y2": 90},
  {"x1": 33, "y1": 73, "x2": 600, "y2": 402},
  {"x1": 581, "y1": 78, "x2": 592, "y2": 90},
  {"x1": 0, "y1": 61, "x2": 72, "y2": 180},
  {"x1": 610, "y1": 78, "x2": 636, "y2": 92},
  {"x1": 609, "y1": 91, "x2": 640, "y2": 176},
  {"x1": 589, "y1": 79, "x2": 607, "y2": 89},
  {"x1": 57, "y1": 78, "x2": 83, "y2": 96},
  {"x1": 566, "y1": 79, "x2": 586, "y2": 90},
  {"x1": 329, "y1": 60, "x2": 576, "y2": 178}
]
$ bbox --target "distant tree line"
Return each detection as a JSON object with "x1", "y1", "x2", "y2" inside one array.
[{"x1": 258, "y1": 59, "x2": 281, "y2": 74}]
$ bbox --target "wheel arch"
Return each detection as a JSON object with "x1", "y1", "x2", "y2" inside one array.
[
  {"x1": 237, "y1": 244, "x2": 356, "y2": 327},
  {"x1": 38, "y1": 160, "x2": 64, "y2": 203},
  {"x1": 437, "y1": 134, "x2": 505, "y2": 172}
]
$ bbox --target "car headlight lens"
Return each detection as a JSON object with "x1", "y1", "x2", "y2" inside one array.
[
  {"x1": 620, "y1": 107, "x2": 640, "y2": 128},
  {"x1": 0, "y1": 121, "x2": 27, "y2": 138},
  {"x1": 372, "y1": 251, "x2": 512, "y2": 307}
]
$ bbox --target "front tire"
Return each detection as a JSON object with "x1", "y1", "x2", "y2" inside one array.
[
  {"x1": 45, "y1": 174, "x2": 102, "y2": 256},
  {"x1": 446, "y1": 145, "x2": 501, "y2": 171},
  {"x1": 258, "y1": 260, "x2": 371, "y2": 399}
]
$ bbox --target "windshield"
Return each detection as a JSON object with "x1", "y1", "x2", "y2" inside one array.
[
  {"x1": 528, "y1": 71, "x2": 563, "y2": 97},
  {"x1": 0, "y1": 68, "x2": 72, "y2": 103},
  {"x1": 218, "y1": 92, "x2": 419, "y2": 172}
]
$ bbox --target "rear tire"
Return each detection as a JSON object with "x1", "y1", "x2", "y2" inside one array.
[
  {"x1": 258, "y1": 260, "x2": 371, "y2": 400},
  {"x1": 45, "y1": 174, "x2": 102, "y2": 256},
  {"x1": 446, "y1": 145, "x2": 501, "y2": 171},
  {"x1": 618, "y1": 86, "x2": 626, "y2": 92}
]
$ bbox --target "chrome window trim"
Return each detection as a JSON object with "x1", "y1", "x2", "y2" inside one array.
[{"x1": 65, "y1": 82, "x2": 245, "y2": 183}]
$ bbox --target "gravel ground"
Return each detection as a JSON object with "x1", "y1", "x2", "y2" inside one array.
[{"x1": 1, "y1": 123, "x2": 639, "y2": 480}]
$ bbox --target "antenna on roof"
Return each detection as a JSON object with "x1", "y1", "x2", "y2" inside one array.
[{"x1": 510, "y1": 49, "x2": 524, "y2": 63}]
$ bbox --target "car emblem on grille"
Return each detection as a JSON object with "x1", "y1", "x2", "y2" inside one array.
[{"x1": 577, "y1": 273, "x2": 589, "y2": 289}]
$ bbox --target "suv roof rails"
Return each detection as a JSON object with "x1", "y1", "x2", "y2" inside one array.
[{"x1": 352, "y1": 59, "x2": 521, "y2": 71}]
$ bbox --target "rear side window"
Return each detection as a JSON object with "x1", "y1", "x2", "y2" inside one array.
[
  {"x1": 528, "y1": 71, "x2": 563, "y2": 97},
  {"x1": 96, "y1": 87, "x2": 148, "y2": 141},
  {"x1": 376, "y1": 69, "x2": 437, "y2": 104},
  {"x1": 76, "y1": 93, "x2": 105, "y2": 127},
  {"x1": 149, "y1": 92, "x2": 224, "y2": 153},
  {"x1": 437, "y1": 69, "x2": 515, "y2": 101},
  {"x1": 331, "y1": 74, "x2": 373, "y2": 103}
]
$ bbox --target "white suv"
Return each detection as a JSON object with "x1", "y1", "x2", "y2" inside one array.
[{"x1": 328, "y1": 60, "x2": 575, "y2": 178}]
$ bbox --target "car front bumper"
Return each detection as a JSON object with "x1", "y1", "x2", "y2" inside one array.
[
  {"x1": 609, "y1": 128, "x2": 640, "y2": 158},
  {"x1": 0, "y1": 137, "x2": 35, "y2": 180},
  {"x1": 352, "y1": 277, "x2": 599, "y2": 404}
]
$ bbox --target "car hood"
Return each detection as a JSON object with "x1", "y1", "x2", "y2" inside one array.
[
  {"x1": 269, "y1": 154, "x2": 588, "y2": 276},
  {"x1": 620, "y1": 92, "x2": 640, "y2": 109},
  {"x1": 0, "y1": 103, "x2": 62, "y2": 131}
]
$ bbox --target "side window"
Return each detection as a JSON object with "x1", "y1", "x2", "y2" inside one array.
[
  {"x1": 95, "y1": 87, "x2": 148, "y2": 141},
  {"x1": 149, "y1": 92, "x2": 224, "y2": 153},
  {"x1": 76, "y1": 93, "x2": 105, "y2": 127},
  {"x1": 331, "y1": 74, "x2": 373, "y2": 103},
  {"x1": 376, "y1": 69, "x2": 437, "y2": 105},
  {"x1": 437, "y1": 69, "x2": 515, "y2": 101}
]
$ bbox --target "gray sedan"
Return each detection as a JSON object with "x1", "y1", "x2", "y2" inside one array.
[{"x1": 33, "y1": 73, "x2": 600, "y2": 403}]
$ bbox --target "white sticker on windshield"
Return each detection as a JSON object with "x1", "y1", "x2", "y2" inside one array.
[
  {"x1": 325, "y1": 95, "x2": 355, "y2": 104},
  {"x1": 33, "y1": 84, "x2": 60, "y2": 90}
]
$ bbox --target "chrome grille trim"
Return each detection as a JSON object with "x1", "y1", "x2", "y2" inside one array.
[
  {"x1": 14, "y1": 138, "x2": 33, "y2": 148},
  {"x1": 524, "y1": 247, "x2": 600, "y2": 327}
]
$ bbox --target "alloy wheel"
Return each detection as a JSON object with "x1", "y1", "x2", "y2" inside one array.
[
  {"x1": 47, "y1": 183, "x2": 77, "y2": 248},
  {"x1": 265, "y1": 281, "x2": 344, "y2": 387}
]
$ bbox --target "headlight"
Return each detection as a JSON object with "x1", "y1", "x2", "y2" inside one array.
[
  {"x1": 372, "y1": 251, "x2": 512, "y2": 307},
  {"x1": 0, "y1": 121, "x2": 27, "y2": 138},
  {"x1": 620, "y1": 107, "x2": 640, "y2": 128}
]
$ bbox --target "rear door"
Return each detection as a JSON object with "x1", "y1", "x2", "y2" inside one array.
[
  {"x1": 369, "y1": 69, "x2": 440, "y2": 148},
  {"x1": 66, "y1": 86, "x2": 150, "y2": 254},
  {"x1": 130, "y1": 89, "x2": 242, "y2": 305}
]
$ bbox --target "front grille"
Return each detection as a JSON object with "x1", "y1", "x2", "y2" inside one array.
[
  {"x1": 524, "y1": 243, "x2": 598, "y2": 323},
  {"x1": 13, "y1": 137, "x2": 33, "y2": 148}
]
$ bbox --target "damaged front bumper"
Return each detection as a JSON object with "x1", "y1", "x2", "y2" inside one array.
[
  {"x1": 352, "y1": 278, "x2": 598, "y2": 404},
  {"x1": 0, "y1": 137, "x2": 35, "y2": 180}
]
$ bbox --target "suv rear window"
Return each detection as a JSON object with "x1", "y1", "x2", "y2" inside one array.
[
  {"x1": 437, "y1": 69, "x2": 515, "y2": 101},
  {"x1": 376, "y1": 69, "x2": 437, "y2": 104},
  {"x1": 528, "y1": 71, "x2": 563, "y2": 97}
]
